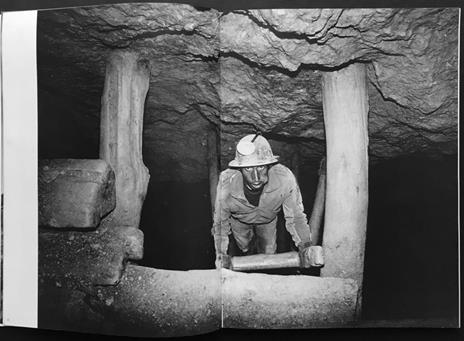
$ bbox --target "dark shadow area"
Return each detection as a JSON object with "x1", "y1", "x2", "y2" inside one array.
[
  {"x1": 138, "y1": 180, "x2": 216, "y2": 270},
  {"x1": 37, "y1": 88, "x2": 100, "y2": 159},
  {"x1": 362, "y1": 154, "x2": 458, "y2": 322}
]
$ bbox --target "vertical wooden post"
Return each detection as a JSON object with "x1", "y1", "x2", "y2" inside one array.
[
  {"x1": 100, "y1": 51, "x2": 150, "y2": 227},
  {"x1": 308, "y1": 163, "x2": 326, "y2": 246},
  {"x1": 207, "y1": 127, "x2": 220, "y2": 214},
  {"x1": 320, "y1": 63, "x2": 369, "y2": 312},
  {"x1": 291, "y1": 147, "x2": 300, "y2": 182}
]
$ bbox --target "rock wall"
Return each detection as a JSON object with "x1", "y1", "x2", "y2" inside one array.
[{"x1": 37, "y1": 5, "x2": 459, "y2": 182}]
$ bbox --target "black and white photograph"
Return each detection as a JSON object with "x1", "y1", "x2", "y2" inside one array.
[{"x1": 0, "y1": 1, "x2": 460, "y2": 339}]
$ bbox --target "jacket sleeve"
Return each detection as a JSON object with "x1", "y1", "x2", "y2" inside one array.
[
  {"x1": 282, "y1": 171, "x2": 312, "y2": 248},
  {"x1": 211, "y1": 171, "x2": 231, "y2": 256}
]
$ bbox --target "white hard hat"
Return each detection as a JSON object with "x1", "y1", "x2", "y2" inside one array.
[{"x1": 229, "y1": 134, "x2": 279, "y2": 168}]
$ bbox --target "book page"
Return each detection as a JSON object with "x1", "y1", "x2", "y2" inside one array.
[
  {"x1": 0, "y1": 1, "x2": 460, "y2": 337},
  {"x1": 217, "y1": 7, "x2": 460, "y2": 329},
  {"x1": 2, "y1": 3, "x2": 222, "y2": 337}
]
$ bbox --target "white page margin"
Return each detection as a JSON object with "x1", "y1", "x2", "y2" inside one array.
[{"x1": 1, "y1": 10, "x2": 38, "y2": 328}]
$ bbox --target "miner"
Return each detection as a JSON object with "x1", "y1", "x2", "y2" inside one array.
[{"x1": 212, "y1": 133, "x2": 325, "y2": 269}]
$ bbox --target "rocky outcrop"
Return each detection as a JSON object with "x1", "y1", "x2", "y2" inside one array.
[
  {"x1": 37, "y1": 5, "x2": 458, "y2": 179},
  {"x1": 220, "y1": 8, "x2": 458, "y2": 113}
]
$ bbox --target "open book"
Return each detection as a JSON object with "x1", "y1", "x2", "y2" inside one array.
[{"x1": 0, "y1": 2, "x2": 460, "y2": 338}]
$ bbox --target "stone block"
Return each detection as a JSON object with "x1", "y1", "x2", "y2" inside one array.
[{"x1": 39, "y1": 159, "x2": 116, "y2": 228}]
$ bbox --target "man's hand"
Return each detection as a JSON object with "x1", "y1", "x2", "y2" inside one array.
[
  {"x1": 298, "y1": 245, "x2": 325, "y2": 268},
  {"x1": 215, "y1": 254, "x2": 231, "y2": 269}
]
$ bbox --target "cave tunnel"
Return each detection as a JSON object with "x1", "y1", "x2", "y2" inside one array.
[{"x1": 36, "y1": 4, "x2": 459, "y2": 327}]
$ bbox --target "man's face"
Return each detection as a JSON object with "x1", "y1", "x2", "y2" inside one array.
[{"x1": 241, "y1": 165, "x2": 269, "y2": 191}]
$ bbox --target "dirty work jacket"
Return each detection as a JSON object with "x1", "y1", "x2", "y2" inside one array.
[{"x1": 212, "y1": 163, "x2": 312, "y2": 256}]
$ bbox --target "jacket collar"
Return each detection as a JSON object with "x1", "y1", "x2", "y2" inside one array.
[{"x1": 229, "y1": 166, "x2": 281, "y2": 200}]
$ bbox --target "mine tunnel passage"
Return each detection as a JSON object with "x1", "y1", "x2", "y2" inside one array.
[
  {"x1": 37, "y1": 59, "x2": 459, "y2": 322},
  {"x1": 37, "y1": 61, "x2": 459, "y2": 322},
  {"x1": 37, "y1": 72, "x2": 459, "y2": 323},
  {"x1": 137, "y1": 133, "x2": 314, "y2": 273},
  {"x1": 35, "y1": 5, "x2": 459, "y2": 330}
]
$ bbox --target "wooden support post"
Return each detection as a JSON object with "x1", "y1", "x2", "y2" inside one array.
[
  {"x1": 100, "y1": 51, "x2": 150, "y2": 227},
  {"x1": 291, "y1": 147, "x2": 300, "y2": 182},
  {"x1": 320, "y1": 63, "x2": 369, "y2": 311},
  {"x1": 308, "y1": 161, "x2": 326, "y2": 246},
  {"x1": 207, "y1": 128, "x2": 220, "y2": 214}
]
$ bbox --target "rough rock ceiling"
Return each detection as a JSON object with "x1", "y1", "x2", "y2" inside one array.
[{"x1": 37, "y1": 4, "x2": 458, "y2": 182}]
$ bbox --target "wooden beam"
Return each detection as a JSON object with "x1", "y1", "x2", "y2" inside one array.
[
  {"x1": 230, "y1": 248, "x2": 324, "y2": 271},
  {"x1": 39, "y1": 265, "x2": 358, "y2": 335},
  {"x1": 222, "y1": 268, "x2": 358, "y2": 328},
  {"x1": 207, "y1": 128, "x2": 219, "y2": 214},
  {"x1": 231, "y1": 251, "x2": 301, "y2": 271},
  {"x1": 308, "y1": 159, "x2": 326, "y2": 246},
  {"x1": 291, "y1": 147, "x2": 300, "y2": 182},
  {"x1": 320, "y1": 63, "x2": 369, "y2": 312}
]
